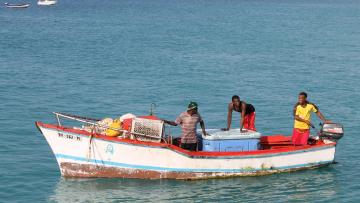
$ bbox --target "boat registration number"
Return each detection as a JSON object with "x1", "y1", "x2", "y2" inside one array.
[{"x1": 58, "y1": 132, "x2": 82, "y2": 141}]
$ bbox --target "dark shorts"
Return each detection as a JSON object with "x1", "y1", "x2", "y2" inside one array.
[{"x1": 181, "y1": 143, "x2": 197, "y2": 151}]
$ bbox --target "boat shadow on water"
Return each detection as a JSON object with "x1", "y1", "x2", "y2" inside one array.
[{"x1": 49, "y1": 166, "x2": 341, "y2": 202}]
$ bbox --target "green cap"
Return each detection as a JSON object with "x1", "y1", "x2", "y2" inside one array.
[{"x1": 187, "y1": 101, "x2": 198, "y2": 110}]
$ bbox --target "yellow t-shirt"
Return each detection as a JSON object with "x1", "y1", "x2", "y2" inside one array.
[{"x1": 294, "y1": 103, "x2": 318, "y2": 129}]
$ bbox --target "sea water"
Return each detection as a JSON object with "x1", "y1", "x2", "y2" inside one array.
[{"x1": 0, "y1": 0, "x2": 359, "y2": 202}]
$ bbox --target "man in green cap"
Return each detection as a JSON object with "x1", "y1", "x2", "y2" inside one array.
[{"x1": 163, "y1": 101, "x2": 207, "y2": 151}]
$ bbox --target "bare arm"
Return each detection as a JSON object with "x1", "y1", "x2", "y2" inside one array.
[
  {"x1": 316, "y1": 111, "x2": 326, "y2": 121},
  {"x1": 163, "y1": 120, "x2": 178, "y2": 126},
  {"x1": 227, "y1": 104, "x2": 233, "y2": 130},
  {"x1": 222, "y1": 104, "x2": 233, "y2": 131},
  {"x1": 294, "y1": 115, "x2": 313, "y2": 128},
  {"x1": 316, "y1": 110, "x2": 331, "y2": 123},
  {"x1": 240, "y1": 102, "x2": 246, "y2": 132},
  {"x1": 200, "y1": 120, "x2": 207, "y2": 135},
  {"x1": 312, "y1": 103, "x2": 327, "y2": 122}
]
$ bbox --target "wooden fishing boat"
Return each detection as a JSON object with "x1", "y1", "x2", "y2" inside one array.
[
  {"x1": 4, "y1": 2, "x2": 30, "y2": 8},
  {"x1": 35, "y1": 112, "x2": 344, "y2": 180}
]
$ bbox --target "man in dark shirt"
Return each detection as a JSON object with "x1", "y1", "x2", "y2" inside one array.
[{"x1": 222, "y1": 95, "x2": 256, "y2": 132}]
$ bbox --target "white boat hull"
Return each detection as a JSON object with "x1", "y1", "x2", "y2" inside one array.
[
  {"x1": 5, "y1": 3, "x2": 30, "y2": 8},
  {"x1": 37, "y1": 1, "x2": 56, "y2": 6},
  {"x1": 37, "y1": 122, "x2": 336, "y2": 179}
]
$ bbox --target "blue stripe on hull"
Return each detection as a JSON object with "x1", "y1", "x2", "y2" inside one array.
[{"x1": 55, "y1": 153, "x2": 333, "y2": 173}]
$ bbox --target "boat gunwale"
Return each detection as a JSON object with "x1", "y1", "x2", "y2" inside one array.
[{"x1": 36, "y1": 121, "x2": 336, "y2": 158}]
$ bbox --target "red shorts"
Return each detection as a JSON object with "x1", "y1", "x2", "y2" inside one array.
[
  {"x1": 292, "y1": 128, "x2": 310, "y2": 145},
  {"x1": 244, "y1": 112, "x2": 256, "y2": 131}
]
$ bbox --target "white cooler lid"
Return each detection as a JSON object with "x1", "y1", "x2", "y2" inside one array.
[{"x1": 198, "y1": 129, "x2": 261, "y2": 140}]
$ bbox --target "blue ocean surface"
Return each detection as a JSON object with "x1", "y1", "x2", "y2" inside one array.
[{"x1": 1, "y1": 0, "x2": 360, "y2": 202}]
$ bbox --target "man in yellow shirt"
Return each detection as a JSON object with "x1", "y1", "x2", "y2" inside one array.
[{"x1": 292, "y1": 92, "x2": 330, "y2": 145}]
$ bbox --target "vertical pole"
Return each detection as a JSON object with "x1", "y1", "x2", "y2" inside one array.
[
  {"x1": 56, "y1": 114, "x2": 61, "y2": 126},
  {"x1": 149, "y1": 103, "x2": 157, "y2": 115}
]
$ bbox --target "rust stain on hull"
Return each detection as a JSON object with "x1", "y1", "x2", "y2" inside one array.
[{"x1": 60, "y1": 162, "x2": 331, "y2": 180}]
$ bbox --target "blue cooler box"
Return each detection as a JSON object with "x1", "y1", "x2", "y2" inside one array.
[{"x1": 199, "y1": 129, "x2": 261, "y2": 152}]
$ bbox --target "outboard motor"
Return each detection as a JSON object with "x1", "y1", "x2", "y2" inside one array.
[{"x1": 319, "y1": 123, "x2": 344, "y2": 142}]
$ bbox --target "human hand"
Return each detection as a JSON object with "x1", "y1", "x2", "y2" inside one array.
[{"x1": 304, "y1": 121, "x2": 314, "y2": 128}]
